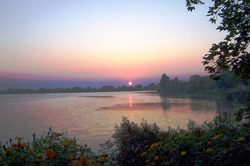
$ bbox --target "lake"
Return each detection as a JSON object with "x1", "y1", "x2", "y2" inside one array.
[{"x1": 0, "y1": 91, "x2": 244, "y2": 153}]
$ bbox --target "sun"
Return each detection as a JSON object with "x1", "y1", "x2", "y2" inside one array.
[{"x1": 128, "y1": 81, "x2": 133, "y2": 86}]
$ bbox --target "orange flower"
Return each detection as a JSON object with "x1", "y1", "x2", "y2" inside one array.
[
  {"x1": 145, "y1": 160, "x2": 150, "y2": 163},
  {"x1": 11, "y1": 144, "x2": 18, "y2": 148},
  {"x1": 223, "y1": 150, "x2": 228, "y2": 154},
  {"x1": 148, "y1": 142, "x2": 161, "y2": 151},
  {"x1": 145, "y1": 145, "x2": 149, "y2": 148},
  {"x1": 71, "y1": 160, "x2": 80, "y2": 166},
  {"x1": 45, "y1": 149, "x2": 56, "y2": 159},
  {"x1": 154, "y1": 155, "x2": 159, "y2": 161},
  {"x1": 206, "y1": 148, "x2": 213, "y2": 153},
  {"x1": 141, "y1": 152, "x2": 146, "y2": 157},
  {"x1": 35, "y1": 159, "x2": 43, "y2": 163},
  {"x1": 20, "y1": 143, "x2": 29, "y2": 148},
  {"x1": 157, "y1": 132, "x2": 165, "y2": 136},
  {"x1": 246, "y1": 147, "x2": 250, "y2": 151},
  {"x1": 207, "y1": 141, "x2": 211, "y2": 145},
  {"x1": 79, "y1": 156, "x2": 88, "y2": 164},
  {"x1": 55, "y1": 133, "x2": 62, "y2": 137},
  {"x1": 213, "y1": 135, "x2": 220, "y2": 140}
]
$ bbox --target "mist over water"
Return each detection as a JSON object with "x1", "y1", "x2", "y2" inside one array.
[{"x1": 0, "y1": 91, "x2": 243, "y2": 154}]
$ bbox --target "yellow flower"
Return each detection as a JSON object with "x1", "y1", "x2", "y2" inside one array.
[
  {"x1": 236, "y1": 137, "x2": 245, "y2": 142},
  {"x1": 14, "y1": 137, "x2": 24, "y2": 141},
  {"x1": 223, "y1": 150, "x2": 228, "y2": 154},
  {"x1": 79, "y1": 156, "x2": 88, "y2": 164},
  {"x1": 206, "y1": 148, "x2": 213, "y2": 153},
  {"x1": 45, "y1": 149, "x2": 56, "y2": 158},
  {"x1": 154, "y1": 155, "x2": 159, "y2": 161},
  {"x1": 141, "y1": 152, "x2": 146, "y2": 157},
  {"x1": 55, "y1": 133, "x2": 62, "y2": 137},
  {"x1": 98, "y1": 156, "x2": 104, "y2": 160},
  {"x1": 71, "y1": 160, "x2": 80, "y2": 166},
  {"x1": 213, "y1": 135, "x2": 220, "y2": 140},
  {"x1": 181, "y1": 151, "x2": 186, "y2": 155},
  {"x1": 105, "y1": 157, "x2": 111, "y2": 161},
  {"x1": 60, "y1": 141, "x2": 71, "y2": 146}
]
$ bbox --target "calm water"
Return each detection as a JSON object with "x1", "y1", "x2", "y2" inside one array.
[{"x1": 0, "y1": 91, "x2": 243, "y2": 153}]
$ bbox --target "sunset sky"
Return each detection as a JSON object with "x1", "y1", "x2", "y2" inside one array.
[{"x1": 0, "y1": 0, "x2": 226, "y2": 89}]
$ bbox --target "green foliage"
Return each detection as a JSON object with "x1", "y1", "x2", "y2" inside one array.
[
  {"x1": 186, "y1": 0, "x2": 250, "y2": 80},
  {"x1": 104, "y1": 113, "x2": 250, "y2": 165},
  {"x1": 0, "y1": 128, "x2": 113, "y2": 166}
]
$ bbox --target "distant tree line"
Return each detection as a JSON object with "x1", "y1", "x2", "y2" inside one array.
[
  {"x1": 159, "y1": 72, "x2": 250, "y2": 102},
  {"x1": 0, "y1": 83, "x2": 159, "y2": 94}
]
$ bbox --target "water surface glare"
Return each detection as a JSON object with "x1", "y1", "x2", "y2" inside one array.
[{"x1": 0, "y1": 91, "x2": 242, "y2": 153}]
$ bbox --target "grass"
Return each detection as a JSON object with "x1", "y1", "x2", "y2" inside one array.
[{"x1": 1, "y1": 107, "x2": 250, "y2": 165}]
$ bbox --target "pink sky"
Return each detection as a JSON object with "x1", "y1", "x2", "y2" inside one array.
[{"x1": 0, "y1": 1, "x2": 225, "y2": 86}]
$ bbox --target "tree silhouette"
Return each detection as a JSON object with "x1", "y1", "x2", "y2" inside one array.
[{"x1": 186, "y1": 0, "x2": 250, "y2": 80}]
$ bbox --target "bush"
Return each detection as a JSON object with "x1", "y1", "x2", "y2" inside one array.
[{"x1": 104, "y1": 112, "x2": 250, "y2": 165}]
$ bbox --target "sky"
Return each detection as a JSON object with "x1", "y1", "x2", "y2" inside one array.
[{"x1": 0, "y1": 0, "x2": 227, "y2": 89}]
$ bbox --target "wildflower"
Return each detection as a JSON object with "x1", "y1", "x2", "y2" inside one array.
[
  {"x1": 70, "y1": 155, "x2": 77, "y2": 159},
  {"x1": 145, "y1": 160, "x2": 150, "y2": 163},
  {"x1": 71, "y1": 160, "x2": 80, "y2": 166},
  {"x1": 20, "y1": 143, "x2": 29, "y2": 148},
  {"x1": 145, "y1": 145, "x2": 149, "y2": 148},
  {"x1": 98, "y1": 156, "x2": 104, "y2": 160},
  {"x1": 181, "y1": 151, "x2": 186, "y2": 155},
  {"x1": 207, "y1": 141, "x2": 211, "y2": 145},
  {"x1": 246, "y1": 147, "x2": 250, "y2": 151},
  {"x1": 14, "y1": 136, "x2": 24, "y2": 141},
  {"x1": 37, "y1": 154, "x2": 42, "y2": 158},
  {"x1": 141, "y1": 152, "x2": 146, "y2": 157},
  {"x1": 213, "y1": 135, "x2": 220, "y2": 140},
  {"x1": 157, "y1": 132, "x2": 165, "y2": 136},
  {"x1": 223, "y1": 150, "x2": 228, "y2": 154},
  {"x1": 35, "y1": 159, "x2": 43, "y2": 163},
  {"x1": 228, "y1": 144, "x2": 233, "y2": 149},
  {"x1": 60, "y1": 141, "x2": 71, "y2": 146},
  {"x1": 84, "y1": 144, "x2": 88, "y2": 147},
  {"x1": 148, "y1": 142, "x2": 161, "y2": 151},
  {"x1": 154, "y1": 155, "x2": 159, "y2": 161},
  {"x1": 55, "y1": 133, "x2": 62, "y2": 137},
  {"x1": 45, "y1": 149, "x2": 56, "y2": 158},
  {"x1": 11, "y1": 144, "x2": 18, "y2": 148},
  {"x1": 206, "y1": 148, "x2": 213, "y2": 153},
  {"x1": 170, "y1": 148, "x2": 176, "y2": 153},
  {"x1": 105, "y1": 156, "x2": 111, "y2": 161},
  {"x1": 236, "y1": 137, "x2": 245, "y2": 142}
]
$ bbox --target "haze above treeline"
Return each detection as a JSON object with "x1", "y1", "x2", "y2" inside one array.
[{"x1": 1, "y1": 73, "x2": 250, "y2": 103}]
